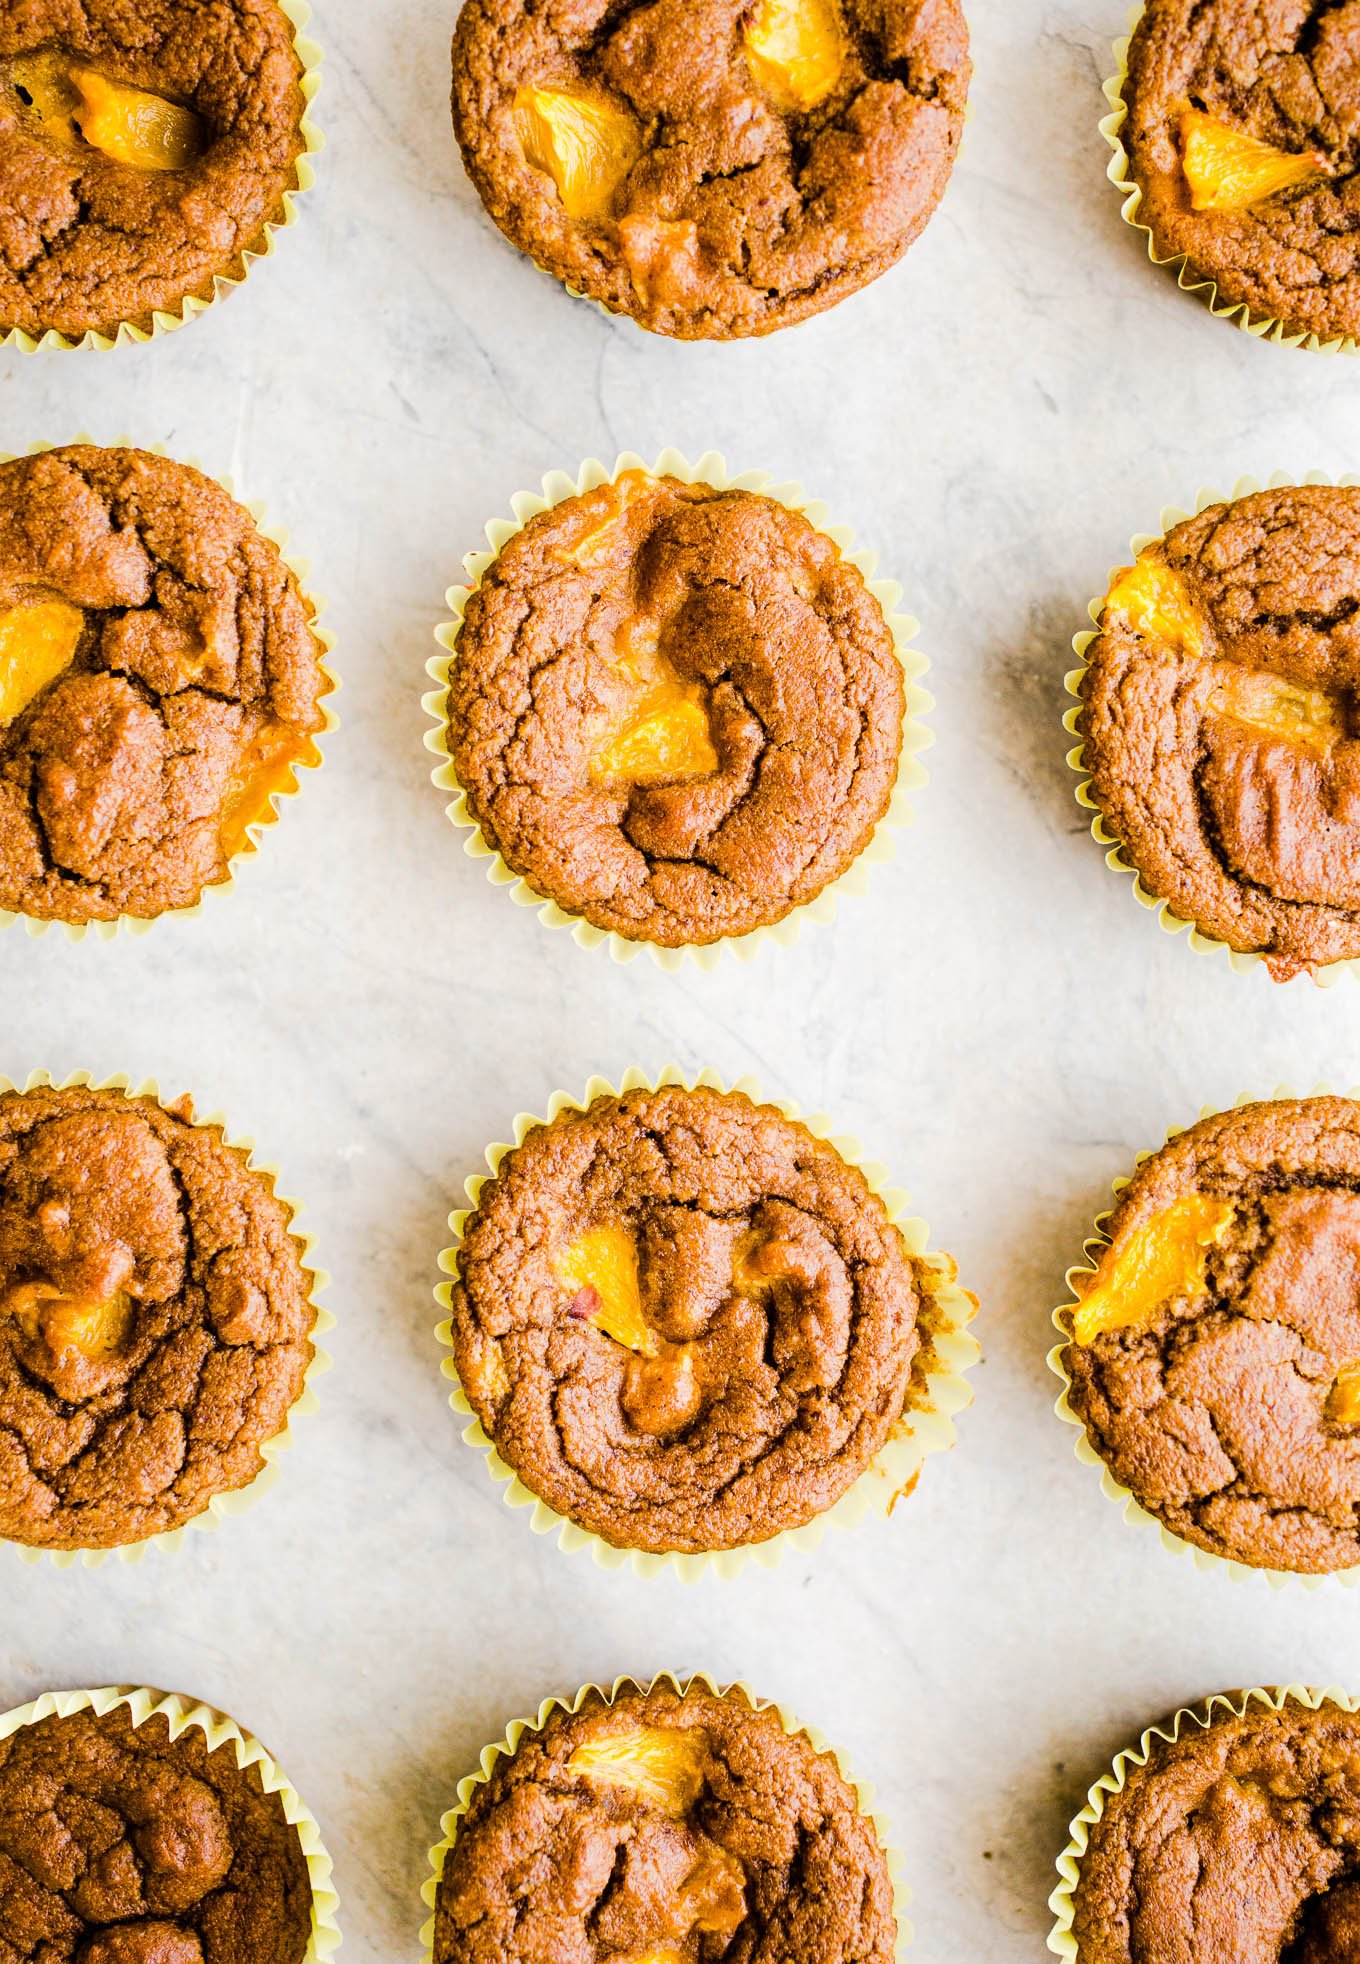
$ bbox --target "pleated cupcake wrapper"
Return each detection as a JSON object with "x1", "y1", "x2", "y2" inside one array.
[
  {"x1": 0, "y1": 435, "x2": 338, "y2": 942},
  {"x1": 0, "y1": 1, "x2": 323, "y2": 354},
  {"x1": 423, "y1": 448, "x2": 931, "y2": 971},
  {"x1": 1048, "y1": 1082, "x2": 1360, "y2": 1591},
  {"x1": 0, "y1": 1686, "x2": 341, "y2": 1960},
  {"x1": 433, "y1": 1064, "x2": 979, "y2": 1583},
  {"x1": 1102, "y1": 8, "x2": 1358, "y2": 354},
  {"x1": 1, "y1": 1069, "x2": 332, "y2": 1570},
  {"x1": 1065, "y1": 470, "x2": 1360, "y2": 986},
  {"x1": 420, "y1": 1671, "x2": 910, "y2": 1963},
  {"x1": 1047, "y1": 1683, "x2": 1360, "y2": 1958}
]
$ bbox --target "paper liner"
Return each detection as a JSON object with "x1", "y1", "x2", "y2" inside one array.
[
  {"x1": 1101, "y1": 7, "x2": 1358, "y2": 354},
  {"x1": 434, "y1": 1065, "x2": 979, "y2": 1582},
  {"x1": 1064, "y1": 470, "x2": 1360, "y2": 986},
  {"x1": 420, "y1": 1672, "x2": 909, "y2": 1962},
  {"x1": 423, "y1": 449, "x2": 931, "y2": 971},
  {"x1": 1, "y1": 1069, "x2": 332, "y2": 1570},
  {"x1": 1048, "y1": 1083, "x2": 1360, "y2": 1590},
  {"x1": 0, "y1": 1, "x2": 323, "y2": 354},
  {"x1": 1048, "y1": 1683, "x2": 1360, "y2": 1958},
  {"x1": 0, "y1": 1685, "x2": 341, "y2": 1960},
  {"x1": 0, "y1": 436, "x2": 338, "y2": 942}
]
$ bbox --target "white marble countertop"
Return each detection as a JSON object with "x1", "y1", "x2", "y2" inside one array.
[{"x1": 5, "y1": 1, "x2": 1360, "y2": 1957}]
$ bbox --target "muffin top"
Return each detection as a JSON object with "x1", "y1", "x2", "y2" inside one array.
[
  {"x1": 447, "y1": 472, "x2": 905, "y2": 947},
  {"x1": 450, "y1": 1083, "x2": 934, "y2": 1555},
  {"x1": 1120, "y1": 0, "x2": 1360, "y2": 342},
  {"x1": 451, "y1": 0, "x2": 969, "y2": 339},
  {"x1": 1072, "y1": 1695, "x2": 1360, "y2": 1964},
  {"x1": 0, "y1": 0, "x2": 308, "y2": 339},
  {"x1": 0, "y1": 446, "x2": 328, "y2": 926},
  {"x1": 0, "y1": 1700, "x2": 313, "y2": 1964},
  {"x1": 1061, "y1": 1096, "x2": 1360, "y2": 1574},
  {"x1": 0, "y1": 1082, "x2": 315, "y2": 1552},
  {"x1": 1080, "y1": 485, "x2": 1360, "y2": 978},
  {"x1": 434, "y1": 1682, "x2": 897, "y2": 1963}
]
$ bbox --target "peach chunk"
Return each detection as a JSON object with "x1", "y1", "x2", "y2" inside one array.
[
  {"x1": 554, "y1": 1227, "x2": 659, "y2": 1356},
  {"x1": 0, "y1": 598, "x2": 83, "y2": 723},
  {"x1": 743, "y1": 0, "x2": 845, "y2": 111},
  {"x1": 1103, "y1": 559, "x2": 1205, "y2": 660},
  {"x1": 1179, "y1": 108, "x2": 1330, "y2": 213},
  {"x1": 591, "y1": 686, "x2": 719, "y2": 789},
  {"x1": 6, "y1": 1279, "x2": 134, "y2": 1359},
  {"x1": 1071, "y1": 1193, "x2": 1235, "y2": 1345},
  {"x1": 1327, "y1": 1367, "x2": 1360, "y2": 1426},
  {"x1": 569, "y1": 1724, "x2": 709, "y2": 1814},
  {"x1": 219, "y1": 723, "x2": 317, "y2": 860},
  {"x1": 619, "y1": 214, "x2": 703, "y2": 309},
  {"x1": 514, "y1": 85, "x2": 642, "y2": 222},
  {"x1": 1209, "y1": 667, "x2": 1347, "y2": 753},
  {"x1": 70, "y1": 67, "x2": 204, "y2": 172}
]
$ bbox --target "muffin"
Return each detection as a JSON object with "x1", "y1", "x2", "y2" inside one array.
[
  {"x1": 1077, "y1": 484, "x2": 1360, "y2": 980},
  {"x1": 1116, "y1": 1, "x2": 1360, "y2": 343},
  {"x1": 431, "y1": 1680, "x2": 897, "y2": 1963},
  {"x1": 1065, "y1": 1691, "x2": 1360, "y2": 1963},
  {"x1": 0, "y1": 1696, "x2": 316, "y2": 1964},
  {"x1": 444, "y1": 470, "x2": 906, "y2": 949},
  {"x1": 0, "y1": 445, "x2": 329, "y2": 928},
  {"x1": 0, "y1": 1080, "x2": 317, "y2": 1553},
  {"x1": 1057, "y1": 1095, "x2": 1360, "y2": 1576},
  {"x1": 448, "y1": 1082, "x2": 949, "y2": 1556},
  {"x1": 451, "y1": 0, "x2": 969, "y2": 339},
  {"x1": 0, "y1": 0, "x2": 312, "y2": 342}
]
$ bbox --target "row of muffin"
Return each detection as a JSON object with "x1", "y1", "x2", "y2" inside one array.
[
  {"x1": 3, "y1": 442, "x2": 1358, "y2": 982},
  {"x1": 4, "y1": 1674, "x2": 1358, "y2": 1961},
  {"x1": 5, "y1": 1068, "x2": 1360, "y2": 1586},
  {"x1": 4, "y1": 2, "x2": 1356, "y2": 353}
]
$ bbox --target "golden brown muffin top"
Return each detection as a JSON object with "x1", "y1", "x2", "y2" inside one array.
[
  {"x1": 0, "y1": 446, "x2": 328, "y2": 927},
  {"x1": 1080, "y1": 486, "x2": 1360, "y2": 978},
  {"x1": 0, "y1": 1083, "x2": 315, "y2": 1552},
  {"x1": 447, "y1": 473, "x2": 905, "y2": 947},
  {"x1": 434, "y1": 1683, "x2": 897, "y2": 1963},
  {"x1": 0, "y1": 0, "x2": 308, "y2": 340},
  {"x1": 1121, "y1": 0, "x2": 1360, "y2": 342},
  {"x1": 451, "y1": 1084, "x2": 935, "y2": 1555},
  {"x1": 0, "y1": 1702, "x2": 313, "y2": 1964},
  {"x1": 1073, "y1": 1697, "x2": 1360, "y2": 1964},
  {"x1": 452, "y1": 0, "x2": 969, "y2": 338},
  {"x1": 1062, "y1": 1096, "x2": 1360, "y2": 1574}
]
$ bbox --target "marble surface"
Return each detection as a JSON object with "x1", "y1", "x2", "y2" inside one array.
[{"x1": 4, "y1": 1, "x2": 1360, "y2": 1957}]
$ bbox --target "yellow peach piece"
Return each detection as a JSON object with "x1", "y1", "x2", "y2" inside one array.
[
  {"x1": 1071, "y1": 1193, "x2": 1236, "y2": 1346},
  {"x1": 1209, "y1": 667, "x2": 1347, "y2": 752},
  {"x1": 7, "y1": 1280, "x2": 134, "y2": 1359},
  {"x1": 219, "y1": 723, "x2": 316, "y2": 861},
  {"x1": 1179, "y1": 107, "x2": 1330, "y2": 214},
  {"x1": 554, "y1": 1226, "x2": 659, "y2": 1356},
  {"x1": 1327, "y1": 1367, "x2": 1360, "y2": 1426},
  {"x1": 591, "y1": 687, "x2": 718, "y2": 788},
  {"x1": 559, "y1": 471, "x2": 653, "y2": 568},
  {"x1": 744, "y1": 0, "x2": 844, "y2": 110},
  {"x1": 69, "y1": 67, "x2": 203, "y2": 172},
  {"x1": 0, "y1": 598, "x2": 83, "y2": 724},
  {"x1": 1104, "y1": 559, "x2": 1205, "y2": 660},
  {"x1": 619, "y1": 214, "x2": 702, "y2": 309},
  {"x1": 569, "y1": 1724, "x2": 709, "y2": 1815},
  {"x1": 514, "y1": 85, "x2": 642, "y2": 223}
]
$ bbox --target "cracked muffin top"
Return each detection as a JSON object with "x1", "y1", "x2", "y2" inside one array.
[
  {"x1": 1060, "y1": 1096, "x2": 1360, "y2": 1575},
  {"x1": 433, "y1": 1682, "x2": 897, "y2": 1964},
  {"x1": 0, "y1": 1082, "x2": 316, "y2": 1553},
  {"x1": 1120, "y1": 0, "x2": 1360, "y2": 342},
  {"x1": 0, "y1": 1700, "x2": 313, "y2": 1964},
  {"x1": 0, "y1": 445, "x2": 328, "y2": 927},
  {"x1": 0, "y1": 0, "x2": 309, "y2": 340},
  {"x1": 451, "y1": 0, "x2": 969, "y2": 339},
  {"x1": 1079, "y1": 485, "x2": 1360, "y2": 979},
  {"x1": 1071, "y1": 1695, "x2": 1360, "y2": 1964},
  {"x1": 449, "y1": 1083, "x2": 944, "y2": 1555},
  {"x1": 446, "y1": 472, "x2": 905, "y2": 947}
]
